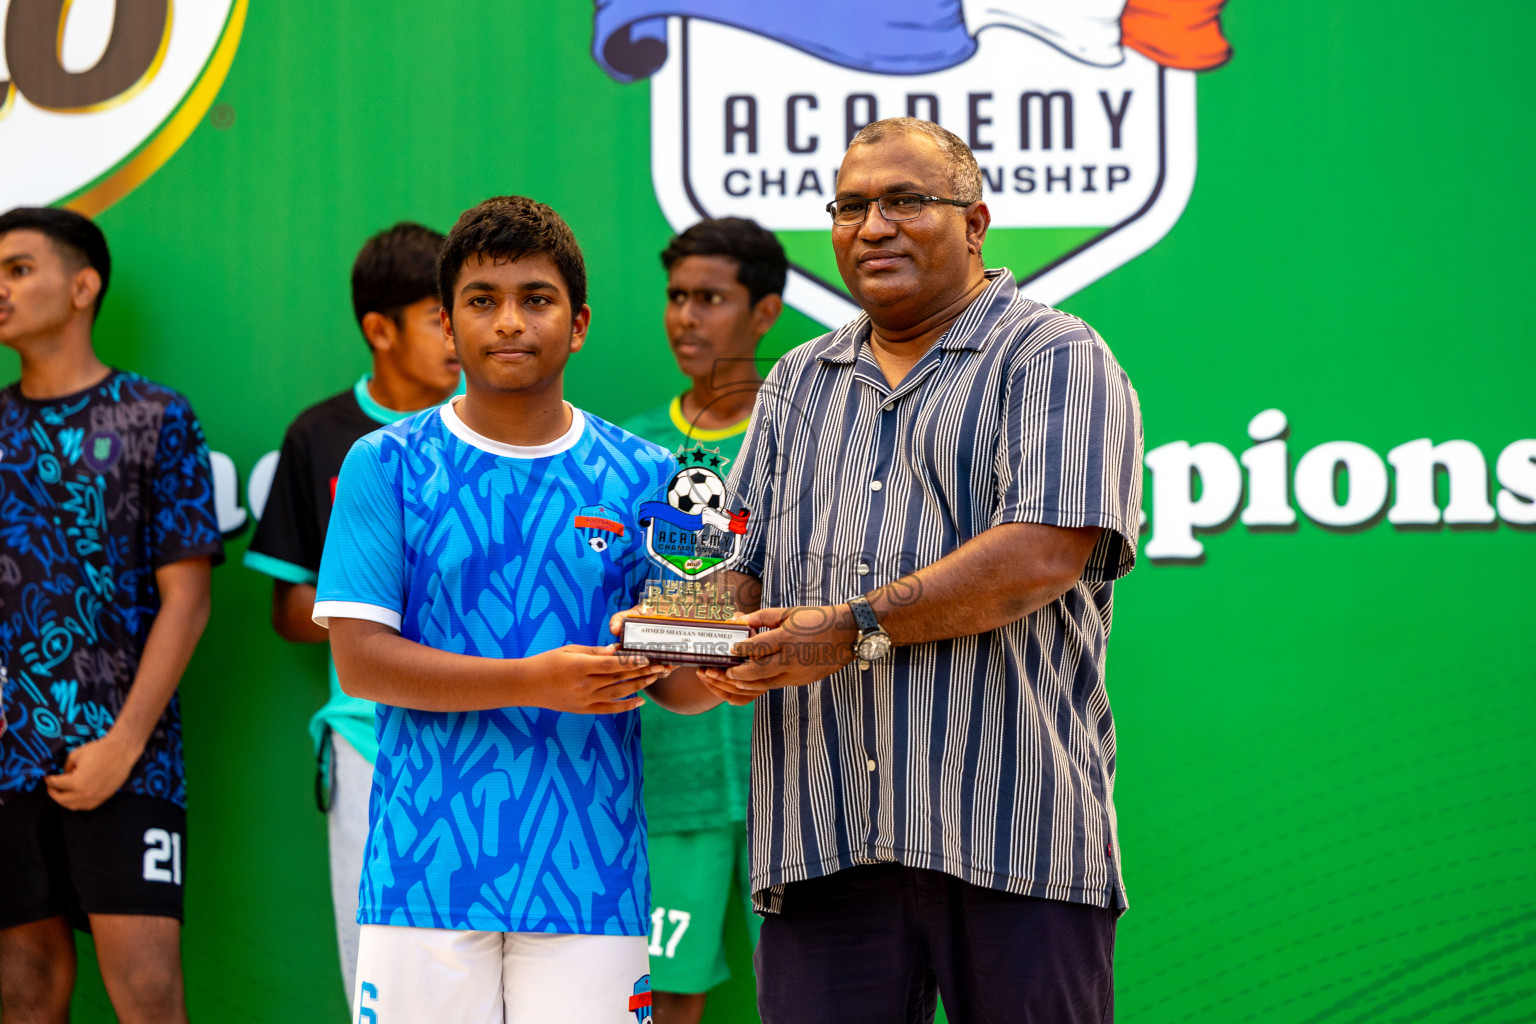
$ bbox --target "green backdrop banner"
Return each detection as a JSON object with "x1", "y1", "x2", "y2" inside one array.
[{"x1": 2, "y1": 1, "x2": 1532, "y2": 1021}]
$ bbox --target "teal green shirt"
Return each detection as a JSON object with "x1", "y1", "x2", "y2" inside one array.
[{"x1": 623, "y1": 395, "x2": 757, "y2": 834}]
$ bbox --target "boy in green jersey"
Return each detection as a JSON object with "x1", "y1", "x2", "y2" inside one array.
[{"x1": 622, "y1": 218, "x2": 786, "y2": 1023}]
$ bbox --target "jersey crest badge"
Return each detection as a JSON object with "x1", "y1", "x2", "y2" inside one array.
[
  {"x1": 629, "y1": 973, "x2": 653, "y2": 1021},
  {"x1": 574, "y1": 503, "x2": 627, "y2": 553},
  {"x1": 83, "y1": 431, "x2": 123, "y2": 475}
]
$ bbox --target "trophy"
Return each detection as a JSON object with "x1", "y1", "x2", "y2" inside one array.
[{"x1": 618, "y1": 445, "x2": 752, "y2": 667}]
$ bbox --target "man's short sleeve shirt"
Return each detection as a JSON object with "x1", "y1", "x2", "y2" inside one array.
[
  {"x1": 0, "y1": 371, "x2": 224, "y2": 806},
  {"x1": 314, "y1": 401, "x2": 674, "y2": 935},
  {"x1": 728, "y1": 270, "x2": 1144, "y2": 914}
]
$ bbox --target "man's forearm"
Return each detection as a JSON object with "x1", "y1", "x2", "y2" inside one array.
[
  {"x1": 865, "y1": 522, "x2": 1101, "y2": 647},
  {"x1": 700, "y1": 523, "x2": 1101, "y2": 699},
  {"x1": 111, "y1": 559, "x2": 212, "y2": 753},
  {"x1": 330, "y1": 618, "x2": 525, "y2": 711}
]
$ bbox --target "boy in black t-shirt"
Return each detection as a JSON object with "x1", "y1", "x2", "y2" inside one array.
[
  {"x1": 243, "y1": 222, "x2": 459, "y2": 1010},
  {"x1": 0, "y1": 208, "x2": 222, "y2": 1024}
]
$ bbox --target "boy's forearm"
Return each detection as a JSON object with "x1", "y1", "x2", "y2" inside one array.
[
  {"x1": 646, "y1": 667, "x2": 725, "y2": 715},
  {"x1": 272, "y1": 581, "x2": 329, "y2": 644},
  {"x1": 110, "y1": 558, "x2": 212, "y2": 754},
  {"x1": 329, "y1": 617, "x2": 522, "y2": 711},
  {"x1": 726, "y1": 571, "x2": 763, "y2": 614}
]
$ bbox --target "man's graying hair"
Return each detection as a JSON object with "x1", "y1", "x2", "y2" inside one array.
[{"x1": 847, "y1": 117, "x2": 984, "y2": 204}]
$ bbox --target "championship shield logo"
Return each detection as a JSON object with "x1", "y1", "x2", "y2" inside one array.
[
  {"x1": 593, "y1": 0, "x2": 1231, "y2": 324},
  {"x1": 639, "y1": 445, "x2": 750, "y2": 580},
  {"x1": 0, "y1": 0, "x2": 248, "y2": 216}
]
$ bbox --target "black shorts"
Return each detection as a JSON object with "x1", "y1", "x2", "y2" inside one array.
[{"x1": 0, "y1": 788, "x2": 186, "y2": 931}]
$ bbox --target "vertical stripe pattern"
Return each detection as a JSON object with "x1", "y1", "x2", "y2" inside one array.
[{"x1": 729, "y1": 270, "x2": 1144, "y2": 914}]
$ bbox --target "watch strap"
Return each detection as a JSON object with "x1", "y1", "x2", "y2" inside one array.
[{"x1": 848, "y1": 594, "x2": 880, "y2": 634}]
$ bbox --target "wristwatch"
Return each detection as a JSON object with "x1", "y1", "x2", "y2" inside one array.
[{"x1": 848, "y1": 594, "x2": 893, "y2": 667}]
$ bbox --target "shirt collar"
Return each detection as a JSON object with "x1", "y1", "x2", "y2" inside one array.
[
  {"x1": 818, "y1": 269, "x2": 1015, "y2": 364},
  {"x1": 354, "y1": 372, "x2": 465, "y2": 425},
  {"x1": 354, "y1": 374, "x2": 408, "y2": 425},
  {"x1": 440, "y1": 397, "x2": 586, "y2": 459}
]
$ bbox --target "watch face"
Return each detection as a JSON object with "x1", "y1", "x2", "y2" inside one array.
[{"x1": 856, "y1": 632, "x2": 893, "y2": 662}]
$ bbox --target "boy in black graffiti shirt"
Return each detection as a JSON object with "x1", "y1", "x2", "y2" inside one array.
[{"x1": 0, "y1": 207, "x2": 222, "y2": 1024}]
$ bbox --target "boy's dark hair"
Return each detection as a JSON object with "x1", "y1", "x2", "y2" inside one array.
[
  {"x1": 351, "y1": 222, "x2": 446, "y2": 330},
  {"x1": 438, "y1": 197, "x2": 588, "y2": 315},
  {"x1": 0, "y1": 206, "x2": 112, "y2": 316},
  {"x1": 660, "y1": 217, "x2": 787, "y2": 306}
]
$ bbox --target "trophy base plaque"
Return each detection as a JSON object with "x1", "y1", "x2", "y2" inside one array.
[{"x1": 620, "y1": 615, "x2": 750, "y2": 667}]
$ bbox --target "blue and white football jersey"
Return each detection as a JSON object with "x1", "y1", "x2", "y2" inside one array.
[{"x1": 314, "y1": 401, "x2": 673, "y2": 935}]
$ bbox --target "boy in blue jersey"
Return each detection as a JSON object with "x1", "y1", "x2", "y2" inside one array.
[{"x1": 314, "y1": 196, "x2": 717, "y2": 1023}]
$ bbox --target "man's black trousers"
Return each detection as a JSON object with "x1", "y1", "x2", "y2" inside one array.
[{"x1": 756, "y1": 863, "x2": 1116, "y2": 1024}]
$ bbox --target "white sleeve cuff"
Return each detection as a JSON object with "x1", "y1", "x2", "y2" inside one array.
[{"x1": 311, "y1": 600, "x2": 403, "y2": 631}]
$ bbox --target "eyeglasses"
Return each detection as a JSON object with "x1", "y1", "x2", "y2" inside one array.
[{"x1": 825, "y1": 192, "x2": 974, "y2": 226}]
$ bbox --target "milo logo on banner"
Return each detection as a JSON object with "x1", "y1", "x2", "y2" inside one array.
[
  {"x1": 0, "y1": 0, "x2": 247, "y2": 216},
  {"x1": 593, "y1": 0, "x2": 1232, "y2": 324}
]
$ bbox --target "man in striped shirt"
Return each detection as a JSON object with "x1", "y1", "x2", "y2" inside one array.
[{"x1": 695, "y1": 118, "x2": 1144, "y2": 1022}]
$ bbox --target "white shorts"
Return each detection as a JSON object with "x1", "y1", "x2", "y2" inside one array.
[
  {"x1": 327, "y1": 732, "x2": 372, "y2": 1015},
  {"x1": 353, "y1": 924, "x2": 652, "y2": 1024}
]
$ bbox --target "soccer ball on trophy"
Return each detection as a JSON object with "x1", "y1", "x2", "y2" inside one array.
[{"x1": 667, "y1": 468, "x2": 725, "y2": 515}]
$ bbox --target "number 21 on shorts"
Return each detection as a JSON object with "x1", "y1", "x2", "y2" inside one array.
[{"x1": 142, "y1": 828, "x2": 183, "y2": 884}]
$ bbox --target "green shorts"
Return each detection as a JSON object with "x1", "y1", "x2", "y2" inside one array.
[{"x1": 647, "y1": 825, "x2": 761, "y2": 994}]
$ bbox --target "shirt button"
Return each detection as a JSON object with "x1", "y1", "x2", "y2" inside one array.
[
  {"x1": 883, "y1": 402, "x2": 895, "y2": 412},
  {"x1": 870, "y1": 480, "x2": 882, "y2": 491},
  {"x1": 856, "y1": 563, "x2": 870, "y2": 576},
  {"x1": 866, "y1": 758, "x2": 877, "y2": 772}
]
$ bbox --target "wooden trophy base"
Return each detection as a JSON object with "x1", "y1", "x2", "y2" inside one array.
[{"x1": 619, "y1": 615, "x2": 751, "y2": 667}]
